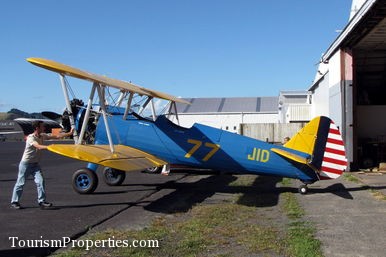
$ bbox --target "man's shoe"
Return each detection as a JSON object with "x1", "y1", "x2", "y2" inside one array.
[
  {"x1": 39, "y1": 202, "x2": 53, "y2": 209},
  {"x1": 11, "y1": 202, "x2": 21, "y2": 209}
]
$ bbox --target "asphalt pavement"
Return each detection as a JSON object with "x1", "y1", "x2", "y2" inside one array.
[
  {"x1": 296, "y1": 173, "x2": 386, "y2": 257},
  {"x1": 0, "y1": 141, "x2": 189, "y2": 257}
]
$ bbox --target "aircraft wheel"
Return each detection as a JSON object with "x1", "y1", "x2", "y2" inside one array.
[
  {"x1": 144, "y1": 166, "x2": 161, "y2": 174},
  {"x1": 298, "y1": 185, "x2": 308, "y2": 195},
  {"x1": 72, "y1": 168, "x2": 98, "y2": 194},
  {"x1": 103, "y1": 167, "x2": 126, "y2": 186}
]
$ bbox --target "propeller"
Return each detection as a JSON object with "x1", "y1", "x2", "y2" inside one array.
[
  {"x1": 43, "y1": 99, "x2": 96, "y2": 143},
  {"x1": 42, "y1": 111, "x2": 62, "y2": 122}
]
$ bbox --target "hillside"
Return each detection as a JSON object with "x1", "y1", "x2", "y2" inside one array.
[
  {"x1": 0, "y1": 113, "x2": 7, "y2": 120},
  {"x1": 0, "y1": 109, "x2": 45, "y2": 120}
]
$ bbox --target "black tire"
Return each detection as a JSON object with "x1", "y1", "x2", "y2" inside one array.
[
  {"x1": 144, "y1": 166, "x2": 162, "y2": 174},
  {"x1": 72, "y1": 168, "x2": 98, "y2": 194},
  {"x1": 102, "y1": 167, "x2": 126, "y2": 186}
]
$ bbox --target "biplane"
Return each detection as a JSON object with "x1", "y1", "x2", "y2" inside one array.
[{"x1": 27, "y1": 57, "x2": 347, "y2": 194}]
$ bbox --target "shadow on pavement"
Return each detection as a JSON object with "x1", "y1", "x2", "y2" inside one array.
[{"x1": 145, "y1": 174, "x2": 285, "y2": 213}]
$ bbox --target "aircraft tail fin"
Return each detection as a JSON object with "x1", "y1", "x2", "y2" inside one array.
[{"x1": 284, "y1": 116, "x2": 347, "y2": 180}]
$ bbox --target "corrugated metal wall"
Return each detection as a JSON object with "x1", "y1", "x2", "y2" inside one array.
[
  {"x1": 286, "y1": 104, "x2": 312, "y2": 122},
  {"x1": 170, "y1": 113, "x2": 278, "y2": 132},
  {"x1": 241, "y1": 123, "x2": 306, "y2": 143}
]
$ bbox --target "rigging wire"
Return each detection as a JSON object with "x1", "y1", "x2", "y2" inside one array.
[{"x1": 64, "y1": 76, "x2": 76, "y2": 99}]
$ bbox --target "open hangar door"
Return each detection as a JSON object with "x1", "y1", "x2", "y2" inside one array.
[{"x1": 352, "y1": 16, "x2": 386, "y2": 169}]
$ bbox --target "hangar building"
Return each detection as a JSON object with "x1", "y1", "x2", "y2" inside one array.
[
  {"x1": 310, "y1": 0, "x2": 386, "y2": 170},
  {"x1": 171, "y1": 97, "x2": 278, "y2": 133}
]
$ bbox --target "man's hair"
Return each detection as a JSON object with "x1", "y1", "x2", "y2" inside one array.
[{"x1": 32, "y1": 120, "x2": 44, "y2": 130}]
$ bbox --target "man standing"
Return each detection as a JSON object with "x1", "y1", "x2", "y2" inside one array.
[{"x1": 11, "y1": 120, "x2": 74, "y2": 209}]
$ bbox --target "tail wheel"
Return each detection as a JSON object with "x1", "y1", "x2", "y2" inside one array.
[
  {"x1": 72, "y1": 168, "x2": 98, "y2": 194},
  {"x1": 103, "y1": 167, "x2": 126, "y2": 186},
  {"x1": 298, "y1": 185, "x2": 308, "y2": 195}
]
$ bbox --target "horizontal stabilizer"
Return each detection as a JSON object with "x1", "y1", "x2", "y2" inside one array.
[
  {"x1": 47, "y1": 144, "x2": 167, "y2": 172},
  {"x1": 271, "y1": 148, "x2": 309, "y2": 164}
]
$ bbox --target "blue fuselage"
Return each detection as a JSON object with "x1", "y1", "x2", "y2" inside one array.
[{"x1": 92, "y1": 111, "x2": 317, "y2": 183}]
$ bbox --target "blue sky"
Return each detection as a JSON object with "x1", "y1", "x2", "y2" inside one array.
[{"x1": 0, "y1": 0, "x2": 352, "y2": 113}]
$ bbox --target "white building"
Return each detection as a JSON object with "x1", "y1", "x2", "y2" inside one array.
[
  {"x1": 170, "y1": 97, "x2": 278, "y2": 133},
  {"x1": 278, "y1": 91, "x2": 312, "y2": 123}
]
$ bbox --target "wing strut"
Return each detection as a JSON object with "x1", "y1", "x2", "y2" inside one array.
[
  {"x1": 167, "y1": 101, "x2": 180, "y2": 125},
  {"x1": 96, "y1": 84, "x2": 115, "y2": 153},
  {"x1": 59, "y1": 74, "x2": 78, "y2": 142},
  {"x1": 137, "y1": 96, "x2": 157, "y2": 121},
  {"x1": 78, "y1": 83, "x2": 97, "y2": 144},
  {"x1": 138, "y1": 97, "x2": 152, "y2": 116},
  {"x1": 150, "y1": 98, "x2": 157, "y2": 121},
  {"x1": 123, "y1": 92, "x2": 134, "y2": 120},
  {"x1": 116, "y1": 90, "x2": 126, "y2": 106}
]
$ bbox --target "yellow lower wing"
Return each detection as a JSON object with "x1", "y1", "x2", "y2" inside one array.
[{"x1": 47, "y1": 144, "x2": 167, "y2": 172}]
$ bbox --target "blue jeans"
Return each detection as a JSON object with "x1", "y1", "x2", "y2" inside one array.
[{"x1": 11, "y1": 162, "x2": 46, "y2": 204}]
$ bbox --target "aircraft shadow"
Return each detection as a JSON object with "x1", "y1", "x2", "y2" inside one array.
[
  {"x1": 309, "y1": 183, "x2": 354, "y2": 199},
  {"x1": 278, "y1": 183, "x2": 355, "y2": 199},
  {"x1": 143, "y1": 174, "x2": 386, "y2": 213},
  {"x1": 302, "y1": 183, "x2": 386, "y2": 200},
  {"x1": 37, "y1": 175, "x2": 286, "y2": 211},
  {"x1": 46, "y1": 179, "x2": 386, "y2": 211},
  {"x1": 235, "y1": 175, "x2": 290, "y2": 207},
  {"x1": 144, "y1": 174, "x2": 285, "y2": 213},
  {"x1": 144, "y1": 174, "x2": 236, "y2": 213}
]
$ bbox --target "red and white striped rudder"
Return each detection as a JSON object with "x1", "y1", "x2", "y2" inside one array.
[{"x1": 319, "y1": 121, "x2": 347, "y2": 179}]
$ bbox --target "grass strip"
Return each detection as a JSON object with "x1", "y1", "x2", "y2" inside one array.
[{"x1": 282, "y1": 191, "x2": 322, "y2": 257}]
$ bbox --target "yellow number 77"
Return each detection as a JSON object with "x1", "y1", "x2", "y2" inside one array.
[{"x1": 184, "y1": 139, "x2": 220, "y2": 161}]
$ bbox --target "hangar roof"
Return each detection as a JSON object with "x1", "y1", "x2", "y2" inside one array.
[{"x1": 176, "y1": 97, "x2": 278, "y2": 114}]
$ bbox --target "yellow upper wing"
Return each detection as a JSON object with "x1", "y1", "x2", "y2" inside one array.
[
  {"x1": 47, "y1": 144, "x2": 167, "y2": 172},
  {"x1": 27, "y1": 57, "x2": 191, "y2": 105}
]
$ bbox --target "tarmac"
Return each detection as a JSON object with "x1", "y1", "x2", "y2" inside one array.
[{"x1": 296, "y1": 171, "x2": 386, "y2": 257}]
